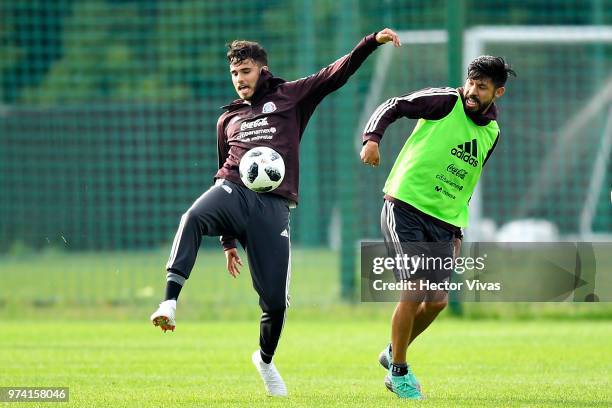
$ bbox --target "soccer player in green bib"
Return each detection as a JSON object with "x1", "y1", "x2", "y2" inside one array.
[{"x1": 360, "y1": 56, "x2": 515, "y2": 399}]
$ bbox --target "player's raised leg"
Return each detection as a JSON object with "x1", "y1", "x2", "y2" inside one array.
[
  {"x1": 382, "y1": 288, "x2": 426, "y2": 399},
  {"x1": 379, "y1": 239, "x2": 459, "y2": 380},
  {"x1": 408, "y1": 292, "x2": 448, "y2": 344},
  {"x1": 151, "y1": 180, "x2": 248, "y2": 332},
  {"x1": 378, "y1": 201, "x2": 426, "y2": 398}
]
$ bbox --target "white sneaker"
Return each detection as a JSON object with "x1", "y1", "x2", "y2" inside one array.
[
  {"x1": 150, "y1": 300, "x2": 176, "y2": 332},
  {"x1": 251, "y1": 350, "x2": 288, "y2": 397}
]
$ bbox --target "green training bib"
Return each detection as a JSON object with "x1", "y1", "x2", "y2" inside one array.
[{"x1": 383, "y1": 97, "x2": 499, "y2": 227}]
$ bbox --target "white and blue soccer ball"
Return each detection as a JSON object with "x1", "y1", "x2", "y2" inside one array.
[{"x1": 239, "y1": 146, "x2": 285, "y2": 192}]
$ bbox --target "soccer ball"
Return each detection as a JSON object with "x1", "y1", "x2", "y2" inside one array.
[{"x1": 239, "y1": 146, "x2": 285, "y2": 192}]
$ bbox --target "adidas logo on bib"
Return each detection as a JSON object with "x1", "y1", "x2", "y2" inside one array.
[{"x1": 450, "y1": 138, "x2": 479, "y2": 167}]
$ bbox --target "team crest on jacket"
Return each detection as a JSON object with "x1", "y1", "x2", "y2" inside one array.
[{"x1": 262, "y1": 102, "x2": 277, "y2": 113}]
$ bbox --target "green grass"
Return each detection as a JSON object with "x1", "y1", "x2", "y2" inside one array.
[
  {"x1": 2, "y1": 249, "x2": 611, "y2": 406},
  {"x1": 0, "y1": 248, "x2": 343, "y2": 319},
  {"x1": 2, "y1": 248, "x2": 612, "y2": 320},
  {"x1": 0, "y1": 319, "x2": 610, "y2": 407}
]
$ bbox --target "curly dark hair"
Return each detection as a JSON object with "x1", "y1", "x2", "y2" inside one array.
[
  {"x1": 227, "y1": 40, "x2": 268, "y2": 66},
  {"x1": 468, "y1": 56, "x2": 516, "y2": 88}
]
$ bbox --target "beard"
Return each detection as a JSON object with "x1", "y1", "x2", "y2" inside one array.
[{"x1": 464, "y1": 95, "x2": 493, "y2": 114}]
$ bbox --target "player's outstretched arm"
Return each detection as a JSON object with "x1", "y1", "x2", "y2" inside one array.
[
  {"x1": 286, "y1": 28, "x2": 400, "y2": 103},
  {"x1": 361, "y1": 87, "x2": 459, "y2": 155}
]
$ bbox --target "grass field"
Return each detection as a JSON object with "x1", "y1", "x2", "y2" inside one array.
[
  {"x1": 2, "y1": 247, "x2": 612, "y2": 320},
  {"x1": 1, "y1": 248, "x2": 611, "y2": 406},
  {"x1": 1, "y1": 319, "x2": 610, "y2": 407},
  {"x1": 0, "y1": 247, "x2": 341, "y2": 319}
]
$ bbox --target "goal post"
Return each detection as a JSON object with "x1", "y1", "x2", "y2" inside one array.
[{"x1": 463, "y1": 26, "x2": 612, "y2": 241}]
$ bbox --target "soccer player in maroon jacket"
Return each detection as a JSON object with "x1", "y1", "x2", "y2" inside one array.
[{"x1": 150, "y1": 28, "x2": 400, "y2": 396}]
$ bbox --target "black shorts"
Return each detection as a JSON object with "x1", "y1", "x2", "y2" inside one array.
[{"x1": 380, "y1": 199, "x2": 460, "y2": 284}]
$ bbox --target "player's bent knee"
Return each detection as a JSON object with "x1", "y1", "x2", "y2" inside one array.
[
  {"x1": 180, "y1": 210, "x2": 193, "y2": 224},
  {"x1": 184, "y1": 207, "x2": 202, "y2": 220},
  {"x1": 427, "y1": 298, "x2": 448, "y2": 313},
  {"x1": 181, "y1": 209, "x2": 206, "y2": 231}
]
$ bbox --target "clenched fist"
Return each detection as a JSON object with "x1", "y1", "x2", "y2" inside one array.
[
  {"x1": 375, "y1": 28, "x2": 401, "y2": 47},
  {"x1": 360, "y1": 140, "x2": 381, "y2": 167}
]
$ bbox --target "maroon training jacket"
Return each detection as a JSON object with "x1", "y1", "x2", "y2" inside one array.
[{"x1": 215, "y1": 33, "x2": 381, "y2": 205}]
